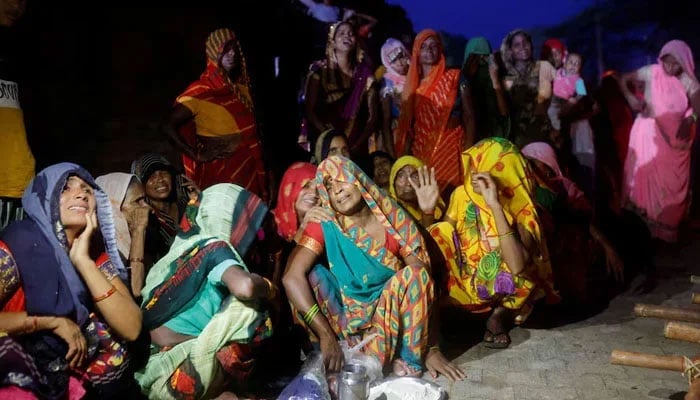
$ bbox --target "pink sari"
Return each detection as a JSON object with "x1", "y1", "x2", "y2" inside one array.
[{"x1": 623, "y1": 41, "x2": 698, "y2": 242}]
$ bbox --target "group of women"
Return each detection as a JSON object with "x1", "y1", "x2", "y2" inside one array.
[{"x1": 0, "y1": 18, "x2": 698, "y2": 400}]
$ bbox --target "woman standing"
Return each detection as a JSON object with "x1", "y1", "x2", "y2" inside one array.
[
  {"x1": 379, "y1": 38, "x2": 410, "y2": 156},
  {"x1": 619, "y1": 40, "x2": 700, "y2": 243},
  {"x1": 396, "y1": 29, "x2": 475, "y2": 196},
  {"x1": 163, "y1": 28, "x2": 269, "y2": 201},
  {"x1": 500, "y1": 29, "x2": 556, "y2": 148},
  {"x1": 303, "y1": 21, "x2": 379, "y2": 159}
]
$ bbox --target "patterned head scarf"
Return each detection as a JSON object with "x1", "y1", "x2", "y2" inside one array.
[
  {"x1": 460, "y1": 138, "x2": 557, "y2": 304},
  {"x1": 272, "y1": 162, "x2": 318, "y2": 242},
  {"x1": 205, "y1": 28, "x2": 251, "y2": 87},
  {"x1": 95, "y1": 172, "x2": 138, "y2": 258},
  {"x1": 388, "y1": 155, "x2": 445, "y2": 222},
  {"x1": 316, "y1": 156, "x2": 428, "y2": 265},
  {"x1": 658, "y1": 39, "x2": 697, "y2": 81},
  {"x1": 395, "y1": 29, "x2": 446, "y2": 154},
  {"x1": 500, "y1": 29, "x2": 533, "y2": 73},
  {"x1": 381, "y1": 38, "x2": 409, "y2": 91}
]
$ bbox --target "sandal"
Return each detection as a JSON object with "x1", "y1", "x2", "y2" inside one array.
[{"x1": 482, "y1": 329, "x2": 511, "y2": 349}]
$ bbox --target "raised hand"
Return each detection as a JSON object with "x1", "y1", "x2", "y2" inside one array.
[
  {"x1": 69, "y1": 211, "x2": 98, "y2": 266},
  {"x1": 407, "y1": 165, "x2": 440, "y2": 215},
  {"x1": 471, "y1": 172, "x2": 500, "y2": 208},
  {"x1": 180, "y1": 175, "x2": 201, "y2": 202},
  {"x1": 124, "y1": 203, "x2": 150, "y2": 233}
]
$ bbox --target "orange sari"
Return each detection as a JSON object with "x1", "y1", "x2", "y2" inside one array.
[{"x1": 396, "y1": 30, "x2": 464, "y2": 192}]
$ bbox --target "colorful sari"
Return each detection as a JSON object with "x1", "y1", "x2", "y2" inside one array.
[
  {"x1": 623, "y1": 40, "x2": 699, "y2": 242},
  {"x1": 176, "y1": 28, "x2": 267, "y2": 201},
  {"x1": 271, "y1": 162, "x2": 318, "y2": 242},
  {"x1": 297, "y1": 156, "x2": 433, "y2": 372},
  {"x1": 429, "y1": 138, "x2": 558, "y2": 323},
  {"x1": 388, "y1": 155, "x2": 446, "y2": 225},
  {"x1": 301, "y1": 22, "x2": 377, "y2": 157},
  {"x1": 137, "y1": 184, "x2": 273, "y2": 399},
  {"x1": 0, "y1": 163, "x2": 137, "y2": 399},
  {"x1": 396, "y1": 29, "x2": 464, "y2": 191}
]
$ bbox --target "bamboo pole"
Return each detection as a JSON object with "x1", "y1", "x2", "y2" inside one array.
[
  {"x1": 692, "y1": 293, "x2": 700, "y2": 305},
  {"x1": 610, "y1": 350, "x2": 687, "y2": 371},
  {"x1": 634, "y1": 304, "x2": 700, "y2": 323},
  {"x1": 665, "y1": 322, "x2": 700, "y2": 344}
]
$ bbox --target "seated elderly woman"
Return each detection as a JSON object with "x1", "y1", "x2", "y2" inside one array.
[
  {"x1": 0, "y1": 163, "x2": 142, "y2": 399},
  {"x1": 284, "y1": 156, "x2": 436, "y2": 377},
  {"x1": 389, "y1": 155, "x2": 446, "y2": 227},
  {"x1": 136, "y1": 183, "x2": 277, "y2": 400},
  {"x1": 96, "y1": 173, "x2": 151, "y2": 298},
  {"x1": 430, "y1": 138, "x2": 559, "y2": 349}
]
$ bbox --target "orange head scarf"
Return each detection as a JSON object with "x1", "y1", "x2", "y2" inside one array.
[
  {"x1": 272, "y1": 162, "x2": 318, "y2": 242},
  {"x1": 394, "y1": 29, "x2": 446, "y2": 155}
]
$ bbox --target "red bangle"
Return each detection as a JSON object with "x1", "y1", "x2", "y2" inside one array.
[
  {"x1": 423, "y1": 209, "x2": 435, "y2": 216},
  {"x1": 93, "y1": 286, "x2": 117, "y2": 303}
]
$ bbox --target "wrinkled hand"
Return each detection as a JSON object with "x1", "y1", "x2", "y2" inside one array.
[
  {"x1": 52, "y1": 317, "x2": 87, "y2": 368},
  {"x1": 408, "y1": 166, "x2": 440, "y2": 216},
  {"x1": 320, "y1": 335, "x2": 344, "y2": 373},
  {"x1": 471, "y1": 173, "x2": 500, "y2": 208},
  {"x1": 124, "y1": 204, "x2": 150, "y2": 233},
  {"x1": 604, "y1": 246, "x2": 625, "y2": 283},
  {"x1": 69, "y1": 211, "x2": 97, "y2": 266},
  {"x1": 488, "y1": 56, "x2": 499, "y2": 81},
  {"x1": 425, "y1": 347, "x2": 466, "y2": 381}
]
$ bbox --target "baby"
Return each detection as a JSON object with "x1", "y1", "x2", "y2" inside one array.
[{"x1": 548, "y1": 53, "x2": 587, "y2": 131}]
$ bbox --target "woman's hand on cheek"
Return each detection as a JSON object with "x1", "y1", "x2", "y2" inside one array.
[{"x1": 69, "y1": 211, "x2": 97, "y2": 266}]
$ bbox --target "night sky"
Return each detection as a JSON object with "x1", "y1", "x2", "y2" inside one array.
[{"x1": 389, "y1": 0, "x2": 596, "y2": 49}]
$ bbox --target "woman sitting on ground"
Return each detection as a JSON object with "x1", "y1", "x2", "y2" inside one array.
[
  {"x1": 0, "y1": 163, "x2": 143, "y2": 399},
  {"x1": 131, "y1": 153, "x2": 199, "y2": 263},
  {"x1": 137, "y1": 184, "x2": 277, "y2": 399},
  {"x1": 389, "y1": 155, "x2": 445, "y2": 227},
  {"x1": 96, "y1": 173, "x2": 151, "y2": 298},
  {"x1": 283, "y1": 156, "x2": 464, "y2": 379},
  {"x1": 430, "y1": 138, "x2": 559, "y2": 349}
]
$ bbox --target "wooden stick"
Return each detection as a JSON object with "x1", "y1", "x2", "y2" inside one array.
[
  {"x1": 665, "y1": 322, "x2": 700, "y2": 344},
  {"x1": 634, "y1": 304, "x2": 700, "y2": 323},
  {"x1": 693, "y1": 293, "x2": 700, "y2": 305},
  {"x1": 692, "y1": 275, "x2": 700, "y2": 284},
  {"x1": 610, "y1": 350, "x2": 686, "y2": 371}
]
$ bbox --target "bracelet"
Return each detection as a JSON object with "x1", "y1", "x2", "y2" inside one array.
[
  {"x1": 93, "y1": 285, "x2": 117, "y2": 303},
  {"x1": 428, "y1": 345, "x2": 440, "y2": 352},
  {"x1": 498, "y1": 231, "x2": 515, "y2": 240},
  {"x1": 129, "y1": 257, "x2": 144, "y2": 264},
  {"x1": 423, "y1": 209, "x2": 435, "y2": 216},
  {"x1": 262, "y1": 277, "x2": 277, "y2": 300},
  {"x1": 690, "y1": 113, "x2": 698, "y2": 123},
  {"x1": 303, "y1": 304, "x2": 320, "y2": 325}
]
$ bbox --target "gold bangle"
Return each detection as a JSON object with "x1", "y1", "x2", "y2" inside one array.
[
  {"x1": 263, "y1": 277, "x2": 277, "y2": 300},
  {"x1": 498, "y1": 231, "x2": 515, "y2": 239},
  {"x1": 93, "y1": 285, "x2": 117, "y2": 303}
]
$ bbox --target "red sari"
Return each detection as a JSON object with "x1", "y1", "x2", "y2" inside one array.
[{"x1": 176, "y1": 29, "x2": 268, "y2": 201}]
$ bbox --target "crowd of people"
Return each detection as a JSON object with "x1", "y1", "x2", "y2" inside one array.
[{"x1": 1, "y1": 1, "x2": 699, "y2": 398}]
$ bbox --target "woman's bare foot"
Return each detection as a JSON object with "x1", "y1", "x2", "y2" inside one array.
[{"x1": 392, "y1": 359, "x2": 423, "y2": 377}]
